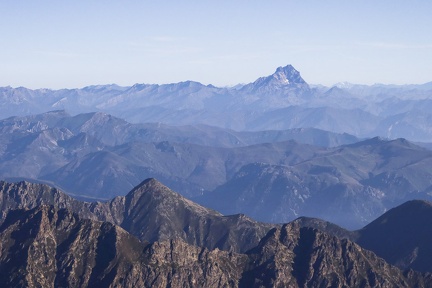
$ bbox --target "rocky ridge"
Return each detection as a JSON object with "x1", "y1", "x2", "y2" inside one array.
[
  {"x1": 1, "y1": 205, "x2": 431, "y2": 287},
  {"x1": 0, "y1": 179, "x2": 272, "y2": 253}
]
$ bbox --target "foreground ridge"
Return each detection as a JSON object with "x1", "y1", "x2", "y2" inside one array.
[
  {"x1": 0, "y1": 179, "x2": 272, "y2": 253},
  {"x1": 0, "y1": 205, "x2": 430, "y2": 287}
]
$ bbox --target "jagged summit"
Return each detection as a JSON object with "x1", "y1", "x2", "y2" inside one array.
[
  {"x1": 273, "y1": 65, "x2": 307, "y2": 85},
  {"x1": 241, "y1": 64, "x2": 310, "y2": 94},
  {"x1": 123, "y1": 177, "x2": 223, "y2": 222},
  {"x1": 254, "y1": 65, "x2": 306, "y2": 86}
]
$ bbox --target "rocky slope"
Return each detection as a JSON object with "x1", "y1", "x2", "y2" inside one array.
[
  {"x1": 0, "y1": 180, "x2": 95, "y2": 222},
  {"x1": 0, "y1": 205, "x2": 247, "y2": 288},
  {"x1": 5, "y1": 178, "x2": 432, "y2": 275},
  {"x1": 0, "y1": 205, "x2": 146, "y2": 287},
  {"x1": 294, "y1": 200, "x2": 432, "y2": 274},
  {"x1": 0, "y1": 179, "x2": 272, "y2": 253},
  {"x1": 0, "y1": 205, "x2": 430, "y2": 288},
  {"x1": 241, "y1": 223, "x2": 431, "y2": 288}
]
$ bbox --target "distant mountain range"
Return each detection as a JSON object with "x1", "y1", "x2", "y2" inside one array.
[
  {"x1": 1, "y1": 180, "x2": 432, "y2": 287},
  {"x1": 1, "y1": 65, "x2": 432, "y2": 141},
  {"x1": 1, "y1": 111, "x2": 432, "y2": 228}
]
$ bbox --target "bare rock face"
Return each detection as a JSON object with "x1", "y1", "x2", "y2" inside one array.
[
  {"x1": 0, "y1": 180, "x2": 97, "y2": 223},
  {"x1": 0, "y1": 205, "x2": 247, "y2": 288},
  {"x1": 0, "y1": 205, "x2": 144, "y2": 287},
  {"x1": 1, "y1": 206, "x2": 430, "y2": 288},
  {"x1": 2, "y1": 180, "x2": 432, "y2": 287},
  {"x1": 242, "y1": 223, "x2": 431, "y2": 288},
  {"x1": 142, "y1": 239, "x2": 247, "y2": 287}
]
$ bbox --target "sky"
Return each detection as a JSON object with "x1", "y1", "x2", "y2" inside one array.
[{"x1": 1, "y1": 0, "x2": 431, "y2": 89}]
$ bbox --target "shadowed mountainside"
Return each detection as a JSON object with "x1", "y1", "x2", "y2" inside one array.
[{"x1": 355, "y1": 200, "x2": 432, "y2": 273}]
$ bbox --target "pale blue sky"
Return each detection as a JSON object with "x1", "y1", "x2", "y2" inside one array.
[{"x1": 1, "y1": 1, "x2": 431, "y2": 89}]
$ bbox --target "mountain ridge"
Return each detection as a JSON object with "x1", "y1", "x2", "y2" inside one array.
[
  {"x1": 2, "y1": 111, "x2": 432, "y2": 228},
  {"x1": 2, "y1": 64, "x2": 432, "y2": 141},
  {"x1": 0, "y1": 179, "x2": 273, "y2": 253},
  {"x1": 3, "y1": 179, "x2": 432, "y2": 286},
  {"x1": 1, "y1": 203, "x2": 431, "y2": 287}
]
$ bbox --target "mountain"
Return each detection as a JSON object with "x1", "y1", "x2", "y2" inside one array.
[
  {"x1": 0, "y1": 111, "x2": 359, "y2": 199},
  {"x1": 0, "y1": 114, "x2": 327, "y2": 199},
  {"x1": 355, "y1": 200, "x2": 432, "y2": 273},
  {"x1": 97, "y1": 178, "x2": 273, "y2": 252},
  {"x1": 7, "y1": 178, "x2": 432, "y2": 276},
  {"x1": 0, "y1": 204, "x2": 257, "y2": 287},
  {"x1": 2, "y1": 65, "x2": 432, "y2": 141},
  {"x1": 239, "y1": 65, "x2": 311, "y2": 101},
  {"x1": 3, "y1": 111, "x2": 432, "y2": 228},
  {"x1": 291, "y1": 216, "x2": 354, "y2": 240},
  {"x1": 199, "y1": 137, "x2": 432, "y2": 229},
  {"x1": 0, "y1": 179, "x2": 272, "y2": 253},
  {"x1": 0, "y1": 204, "x2": 430, "y2": 287},
  {"x1": 99, "y1": 140, "x2": 317, "y2": 199},
  {"x1": 0, "y1": 110, "x2": 359, "y2": 148},
  {"x1": 241, "y1": 222, "x2": 430, "y2": 287},
  {"x1": 245, "y1": 65, "x2": 308, "y2": 89},
  {"x1": 295, "y1": 200, "x2": 432, "y2": 274},
  {"x1": 3, "y1": 180, "x2": 432, "y2": 286},
  {"x1": 0, "y1": 180, "x2": 95, "y2": 223},
  {"x1": 0, "y1": 205, "x2": 148, "y2": 287}
]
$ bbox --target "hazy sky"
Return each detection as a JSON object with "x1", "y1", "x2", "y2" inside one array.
[{"x1": 1, "y1": 1, "x2": 431, "y2": 89}]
